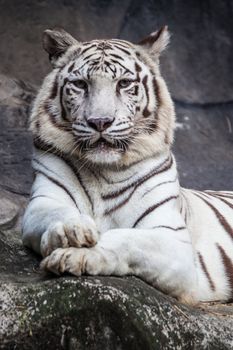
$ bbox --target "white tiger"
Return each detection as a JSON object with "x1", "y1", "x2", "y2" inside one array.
[{"x1": 22, "y1": 27, "x2": 233, "y2": 304}]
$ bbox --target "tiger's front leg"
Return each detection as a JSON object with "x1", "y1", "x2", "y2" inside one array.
[
  {"x1": 39, "y1": 210, "x2": 99, "y2": 257},
  {"x1": 22, "y1": 172, "x2": 99, "y2": 257},
  {"x1": 23, "y1": 203, "x2": 99, "y2": 257},
  {"x1": 41, "y1": 227, "x2": 198, "y2": 303}
]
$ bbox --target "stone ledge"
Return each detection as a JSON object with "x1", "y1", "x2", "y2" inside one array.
[{"x1": 1, "y1": 276, "x2": 233, "y2": 350}]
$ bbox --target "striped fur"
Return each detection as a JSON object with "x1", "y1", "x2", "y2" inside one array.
[{"x1": 22, "y1": 27, "x2": 233, "y2": 303}]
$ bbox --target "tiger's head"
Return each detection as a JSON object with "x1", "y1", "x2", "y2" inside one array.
[{"x1": 31, "y1": 27, "x2": 175, "y2": 167}]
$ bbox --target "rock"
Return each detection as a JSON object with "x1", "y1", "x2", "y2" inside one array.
[
  {"x1": 174, "y1": 100, "x2": 233, "y2": 190},
  {"x1": 120, "y1": 0, "x2": 233, "y2": 104},
  {"x1": 1, "y1": 259, "x2": 233, "y2": 349},
  {"x1": 0, "y1": 0, "x2": 233, "y2": 104},
  {"x1": 0, "y1": 195, "x2": 18, "y2": 230},
  {"x1": 0, "y1": 188, "x2": 34, "y2": 281},
  {"x1": 0, "y1": 74, "x2": 35, "y2": 196}
]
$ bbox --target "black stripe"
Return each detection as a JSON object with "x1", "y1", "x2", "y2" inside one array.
[
  {"x1": 133, "y1": 195, "x2": 178, "y2": 228},
  {"x1": 133, "y1": 85, "x2": 139, "y2": 96},
  {"x1": 115, "y1": 121, "x2": 129, "y2": 127},
  {"x1": 30, "y1": 194, "x2": 55, "y2": 202},
  {"x1": 68, "y1": 61, "x2": 75, "y2": 73},
  {"x1": 194, "y1": 190, "x2": 212, "y2": 200},
  {"x1": 74, "y1": 170, "x2": 93, "y2": 212},
  {"x1": 82, "y1": 40, "x2": 99, "y2": 46},
  {"x1": 193, "y1": 192, "x2": 233, "y2": 241},
  {"x1": 82, "y1": 53, "x2": 98, "y2": 62},
  {"x1": 197, "y1": 252, "x2": 216, "y2": 291},
  {"x1": 103, "y1": 60, "x2": 116, "y2": 75},
  {"x1": 110, "y1": 126, "x2": 132, "y2": 133},
  {"x1": 207, "y1": 193, "x2": 233, "y2": 210},
  {"x1": 132, "y1": 196, "x2": 178, "y2": 228},
  {"x1": 78, "y1": 58, "x2": 98, "y2": 72},
  {"x1": 97, "y1": 171, "x2": 136, "y2": 185},
  {"x1": 110, "y1": 59, "x2": 133, "y2": 74},
  {"x1": 114, "y1": 46, "x2": 131, "y2": 55},
  {"x1": 102, "y1": 156, "x2": 173, "y2": 200},
  {"x1": 34, "y1": 140, "x2": 93, "y2": 211},
  {"x1": 35, "y1": 120, "x2": 40, "y2": 132},
  {"x1": 217, "y1": 243, "x2": 233, "y2": 299},
  {"x1": 135, "y1": 62, "x2": 142, "y2": 73},
  {"x1": 104, "y1": 187, "x2": 135, "y2": 216},
  {"x1": 105, "y1": 173, "x2": 177, "y2": 216},
  {"x1": 153, "y1": 77, "x2": 161, "y2": 106},
  {"x1": 212, "y1": 193, "x2": 233, "y2": 199},
  {"x1": 152, "y1": 225, "x2": 185, "y2": 231},
  {"x1": 142, "y1": 75, "x2": 150, "y2": 118},
  {"x1": 180, "y1": 192, "x2": 190, "y2": 225},
  {"x1": 50, "y1": 76, "x2": 58, "y2": 100},
  {"x1": 58, "y1": 158, "x2": 93, "y2": 212},
  {"x1": 109, "y1": 40, "x2": 131, "y2": 48},
  {"x1": 34, "y1": 167, "x2": 79, "y2": 211},
  {"x1": 81, "y1": 44, "x2": 97, "y2": 55},
  {"x1": 97, "y1": 42, "x2": 112, "y2": 50},
  {"x1": 109, "y1": 53, "x2": 124, "y2": 61},
  {"x1": 60, "y1": 78, "x2": 70, "y2": 122},
  {"x1": 44, "y1": 101, "x2": 71, "y2": 132}
]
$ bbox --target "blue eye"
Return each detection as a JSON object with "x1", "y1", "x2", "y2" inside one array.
[
  {"x1": 118, "y1": 79, "x2": 133, "y2": 89},
  {"x1": 72, "y1": 80, "x2": 88, "y2": 90}
]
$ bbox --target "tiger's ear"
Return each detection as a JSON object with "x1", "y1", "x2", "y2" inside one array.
[
  {"x1": 138, "y1": 26, "x2": 170, "y2": 58},
  {"x1": 43, "y1": 28, "x2": 79, "y2": 66}
]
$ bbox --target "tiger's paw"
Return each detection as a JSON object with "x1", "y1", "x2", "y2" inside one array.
[
  {"x1": 40, "y1": 247, "x2": 118, "y2": 276},
  {"x1": 40, "y1": 215, "x2": 99, "y2": 257}
]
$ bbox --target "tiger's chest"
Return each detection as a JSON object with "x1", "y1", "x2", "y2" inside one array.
[
  {"x1": 91, "y1": 181, "x2": 151, "y2": 232},
  {"x1": 80, "y1": 157, "x2": 179, "y2": 233}
]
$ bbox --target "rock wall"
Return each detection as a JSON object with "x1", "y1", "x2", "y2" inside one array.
[{"x1": 1, "y1": 0, "x2": 233, "y2": 105}]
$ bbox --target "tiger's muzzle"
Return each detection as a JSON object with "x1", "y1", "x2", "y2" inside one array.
[{"x1": 86, "y1": 116, "x2": 115, "y2": 132}]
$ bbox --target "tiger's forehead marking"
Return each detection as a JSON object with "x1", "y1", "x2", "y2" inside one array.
[{"x1": 66, "y1": 39, "x2": 139, "y2": 80}]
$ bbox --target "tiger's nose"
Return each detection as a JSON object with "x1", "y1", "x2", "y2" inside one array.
[{"x1": 87, "y1": 116, "x2": 115, "y2": 132}]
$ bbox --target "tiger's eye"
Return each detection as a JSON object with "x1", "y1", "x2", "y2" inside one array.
[
  {"x1": 117, "y1": 79, "x2": 133, "y2": 89},
  {"x1": 72, "y1": 79, "x2": 88, "y2": 90}
]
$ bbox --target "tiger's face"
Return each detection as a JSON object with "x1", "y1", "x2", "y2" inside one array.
[
  {"x1": 31, "y1": 27, "x2": 175, "y2": 167},
  {"x1": 60, "y1": 41, "x2": 156, "y2": 164}
]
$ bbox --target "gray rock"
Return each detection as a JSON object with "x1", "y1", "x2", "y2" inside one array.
[
  {"x1": 0, "y1": 0, "x2": 233, "y2": 104},
  {"x1": 0, "y1": 194, "x2": 18, "y2": 230},
  {"x1": 0, "y1": 74, "x2": 35, "y2": 196},
  {"x1": 174, "y1": 100, "x2": 233, "y2": 190},
  {"x1": 1, "y1": 226, "x2": 233, "y2": 350},
  {"x1": 120, "y1": 0, "x2": 233, "y2": 104}
]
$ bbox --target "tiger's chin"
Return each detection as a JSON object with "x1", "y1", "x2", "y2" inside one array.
[
  {"x1": 85, "y1": 147, "x2": 123, "y2": 165},
  {"x1": 77, "y1": 137, "x2": 128, "y2": 166}
]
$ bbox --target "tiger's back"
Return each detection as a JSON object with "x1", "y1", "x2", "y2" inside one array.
[{"x1": 182, "y1": 189, "x2": 233, "y2": 300}]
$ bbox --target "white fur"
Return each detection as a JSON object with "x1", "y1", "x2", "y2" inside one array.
[{"x1": 22, "y1": 28, "x2": 233, "y2": 304}]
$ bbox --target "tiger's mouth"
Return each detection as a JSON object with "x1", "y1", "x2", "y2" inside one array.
[
  {"x1": 90, "y1": 138, "x2": 121, "y2": 150},
  {"x1": 79, "y1": 137, "x2": 129, "y2": 152}
]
